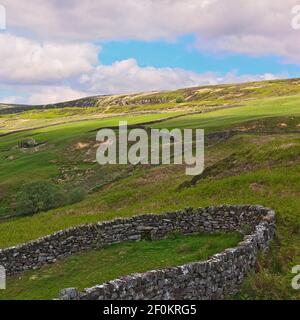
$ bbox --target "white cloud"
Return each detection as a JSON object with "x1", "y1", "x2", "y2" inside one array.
[
  {"x1": 2, "y1": 0, "x2": 300, "y2": 63},
  {"x1": 26, "y1": 86, "x2": 90, "y2": 105},
  {"x1": 0, "y1": 33, "x2": 99, "y2": 84},
  {"x1": 0, "y1": 0, "x2": 295, "y2": 104},
  {"x1": 79, "y1": 59, "x2": 286, "y2": 95},
  {"x1": 1, "y1": 96, "x2": 23, "y2": 105},
  {"x1": 79, "y1": 59, "x2": 219, "y2": 94},
  {"x1": 1, "y1": 86, "x2": 90, "y2": 105},
  {"x1": 216, "y1": 71, "x2": 287, "y2": 84},
  {"x1": 1, "y1": 60, "x2": 285, "y2": 105}
]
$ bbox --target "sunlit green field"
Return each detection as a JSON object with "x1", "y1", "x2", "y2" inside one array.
[
  {"x1": 0, "y1": 112, "x2": 185, "y2": 216},
  {"x1": 0, "y1": 79, "x2": 300, "y2": 300},
  {"x1": 153, "y1": 95, "x2": 300, "y2": 131}
]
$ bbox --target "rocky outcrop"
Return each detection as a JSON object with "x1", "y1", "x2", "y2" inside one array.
[{"x1": 19, "y1": 138, "x2": 38, "y2": 148}]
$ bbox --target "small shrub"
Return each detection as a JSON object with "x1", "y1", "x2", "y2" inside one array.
[
  {"x1": 15, "y1": 181, "x2": 88, "y2": 216},
  {"x1": 176, "y1": 96, "x2": 185, "y2": 103},
  {"x1": 68, "y1": 187, "x2": 87, "y2": 205},
  {"x1": 15, "y1": 181, "x2": 68, "y2": 216}
]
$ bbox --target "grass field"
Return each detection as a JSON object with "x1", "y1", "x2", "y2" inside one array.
[
  {"x1": 153, "y1": 95, "x2": 300, "y2": 131},
  {"x1": 0, "y1": 78, "x2": 300, "y2": 300},
  {"x1": 0, "y1": 112, "x2": 185, "y2": 217},
  {"x1": 0, "y1": 232, "x2": 242, "y2": 300}
]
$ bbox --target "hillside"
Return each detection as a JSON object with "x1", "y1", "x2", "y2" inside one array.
[
  {"x1": 2, "y1": 78, "x2": 300, "y2": 115},
  {"x1": 1, "y1": 78, "x2": 300, "y2": 135},
  {"x1": 0, "y1": 78, "x2": 300, "y2": 300}
]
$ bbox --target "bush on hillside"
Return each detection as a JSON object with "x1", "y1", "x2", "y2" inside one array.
[
  {"x1": 15, "y1": 181, "x2": 67, "y2": 216},
  {"x1": 68, "y1": 187, "x2": 87, "y2": 205},
  {"x1": 176, "y1": 96, "x2": 185, "y2": 103},
  {"x1": 15, "y1": 181, "x2": 87, "y2": 216}
]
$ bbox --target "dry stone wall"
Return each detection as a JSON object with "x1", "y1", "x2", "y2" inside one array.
[{"x1": 0, "y1": 205, "x2": 276, "y2": 300}]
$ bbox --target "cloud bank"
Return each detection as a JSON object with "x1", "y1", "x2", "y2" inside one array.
[
  {"x1": 0, "y1": 0, "x2": 297, "y2": 104},
  {"x1": 2, "y1": 0, "x2": 299, "y2": 62}
]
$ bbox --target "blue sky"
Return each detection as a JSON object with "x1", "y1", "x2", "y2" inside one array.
[
  {"x1": 1, "y1": 0, "x2": 300, "y2": 104},
  {"x1": 99, "y1": 35, "x2": 300, "y2": 77}
]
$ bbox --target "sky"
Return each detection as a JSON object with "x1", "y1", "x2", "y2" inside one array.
[{"x1": 1, "y1": 0, "x2": 300, "y2": 105}]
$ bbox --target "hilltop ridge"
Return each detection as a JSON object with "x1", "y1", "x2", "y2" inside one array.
[{"x1": 2, "y1": 78, "x2": 300, "y2": 115}]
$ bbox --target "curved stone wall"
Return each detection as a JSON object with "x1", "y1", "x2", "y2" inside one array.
[{"x1": 0, "y1": 205, "x2": 275, "y2": 300}]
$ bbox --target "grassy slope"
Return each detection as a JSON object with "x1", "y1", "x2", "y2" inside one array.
[
  {"x1": 0, "y1": 79, "x2": 300, "y2": 299},
  {"x1": 153, "y1": 95, "x2": 300, "y2": 131},
  {"x1": 2, "y1": 77, "x2": 300, "y2": 132},
  {"x1": 0, "y1": 233, "x2": 242, "y2": 300},
  {"x1": 0, "y1": 108, "x2": 186, "y2": 133},
  {"x1": 0, "y1": 94, "x2": 299, "y2": 244},
  {"x1": 0, "y1": 112, "x2": 184, "y2": 216}
]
